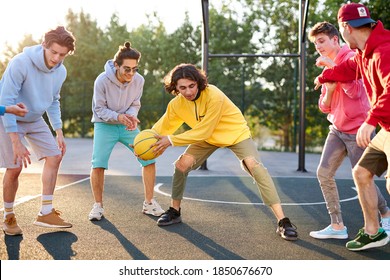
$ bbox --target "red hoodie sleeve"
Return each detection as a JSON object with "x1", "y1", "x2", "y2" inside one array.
[
  {"x1": 365, "y1": 49, "x2": 390, "y2": 128},
  {"x1": 318, "y1": 56, "x2": 359, "y2": 83}
]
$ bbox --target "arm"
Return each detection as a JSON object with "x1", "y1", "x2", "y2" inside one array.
[
  {"x1": 170, "y1": 94, "x2": 224, "y2": 146},
  {"x1": 55, "y1": 128, "x2": 66, "y2": 156},
  {"x1": 8, "y1": 132, "x2": 31, "y2": 168},
  {"x1": 152, "y1": 102, "x2": 184, "y2": 136},
  {"x1": 0, "y1": 59, "x2": 26, "y2": 132},
  {"x1": 93, "y1": 80, "x2": 122, "y2": 122},
  {"x1": 4, "y1": 103, "x2": 28, "y2": 117},
  {"x1": 315, "y1": 56, "x2": 359, "y2": 89},
  {"x1": 318, "y1": 82, "x2": 337, "y2": 111}
]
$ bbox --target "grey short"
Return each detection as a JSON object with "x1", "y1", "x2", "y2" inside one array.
[
  {"x1": 0, "y1": 117, "x2": 61, "y2": 168},
  {"x1": 357, "y1": 128, "x2": 390, "y2": 178}
]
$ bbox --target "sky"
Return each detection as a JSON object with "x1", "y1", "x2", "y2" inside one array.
[{"x1": 0, "y1": 0, "x2": 203, "y2": 53}]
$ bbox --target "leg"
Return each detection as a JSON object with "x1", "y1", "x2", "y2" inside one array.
[
  {"x1": 353, "y1": 166, "x2": 380, "y2": 235},
  {"x1": 348, "y1": 130, "x2": 390, "y2": 220},
  {"x1": 0, "y1": 120, "x2": 24, "y2": 235},
  {"x1": 3, "y1": 167, "x2": 22, "y2": 206},
  {"x1": 230, "y1": 138, "x2": 297, "y2": 240},
  {"x1": 33, "y1": 155, "x2": 72, "y2": 228},
  {"x1": 90, "y1": 168, "x2": 105, "y2": 205},
  {"x1": 346, "y1": 130, "x2": 390, "y2": 250},
  {"x1": 156, "y1": 153, "x2": 196, "y2": 226},
  {"x1": 317, "y1": 129, "x2": 346, "y2": 229},
  {"x1": 41, "y1": 154, "x2": 62, "y2": 196},
  {"x1": 140, "y1": 162, "x2": 164, "y2": 216},
  {"x1": 38, "y1": 154, "x2": 63, "y2": 216},
  {"x1": 88, "y1": 123, "x2": 118, "y2": 221},
  {"x1": 88, "y1": 167, "x2": 105, "y2": 221},
  {"x1": 157, "y1": 142, "x2": 217, "y2": 226},
  {"x1": 122, "y1": 127, "x2": 163, "y2": 216},
  {"x1": 142, "y1": 163, "x2": 156, "y2": 203}
]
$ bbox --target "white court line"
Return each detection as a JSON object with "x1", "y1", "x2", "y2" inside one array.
[
  {"x1": 0, "y1": 177, "x2": 90, "y2": 212},
  {"x1": 154, "y1": 183, "x2": 359, "y2": 206}
]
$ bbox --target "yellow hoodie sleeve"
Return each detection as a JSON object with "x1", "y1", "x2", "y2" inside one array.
[
  {"x1": 152, "y1": 100, "x2": 184, "y2": 135},
  {"x1": 169, "y1": 91, "x2": 224, "y2": 146}
]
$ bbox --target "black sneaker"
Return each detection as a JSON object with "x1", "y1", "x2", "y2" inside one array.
[
  {"x1": 157, "y1": 207, "x2": 182, "y2": 226},
  {"x1": 276, "y1": 217, "x2": 298, "y2": 241}
]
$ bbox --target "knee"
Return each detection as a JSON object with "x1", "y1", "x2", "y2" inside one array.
[
  {"x1": 175, "y1": 153, "x2": 196, "y2": 173},
  {"x1": 6, "y1": 167, "x2": 23, "y2": 179},
  {"x1": 352, "y1": 165, "x2": 372, "y2": 183},
  {"x1": 46, "y1": 154, "x2": 63, "y2": 166},
  {"x1": 316, "y1": 165, "x2": 329, "y2": 182},
  {"x1": 242, "y1": 156, "x2": 261, "y2": 175}
]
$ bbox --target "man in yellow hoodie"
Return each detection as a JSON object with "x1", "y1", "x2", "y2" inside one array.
[{"x1": 152, "y1": 63, "x2": 298, "y2": 241}]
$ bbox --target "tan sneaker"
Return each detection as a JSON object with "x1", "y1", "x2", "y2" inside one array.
[
  {"x1": 33, "y1": 209, "x2": 72, "y2": 228},
  {"x1": 3, "y1": 213, "x2": 23, "y2": 235}
]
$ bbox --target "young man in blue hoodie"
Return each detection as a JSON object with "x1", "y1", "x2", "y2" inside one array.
[
  {"x1": 0, "y1": 26, "x2": 76, "y2": 235},
  {"x1": 88, "y1": 41, "x2": 164, "y2": 221}
]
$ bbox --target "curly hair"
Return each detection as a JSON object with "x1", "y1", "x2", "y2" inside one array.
[{"x1": 164, "y1": 64, "x2": 208, "y2": 96}]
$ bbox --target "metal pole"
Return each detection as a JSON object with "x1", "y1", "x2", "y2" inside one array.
[
  {"x1": 297, "y1": 0, "x2": 309, "y2": 172},
  {"x1": 199, "y1": 0, "x2": 209, "y2": 170}
]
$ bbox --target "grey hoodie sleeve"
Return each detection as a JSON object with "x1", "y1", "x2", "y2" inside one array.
[
  {"x1": 92, "y1": 76, "x2": 120, "y2": 123},
  {"x1": 125, "y1": 82, "x2": 143, "y2": 117}
]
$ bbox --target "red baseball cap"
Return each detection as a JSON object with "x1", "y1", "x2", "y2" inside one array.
[{"x1": 338, "y1": 3, "x2": 376, "y2": 27}]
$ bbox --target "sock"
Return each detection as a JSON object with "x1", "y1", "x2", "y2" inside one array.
[
  {"x1": 4, "y1": 201, "x2": 14, "y2": 219},
  {"x1": 40, "y1": 195, "x2": 53, "y2": 215}
]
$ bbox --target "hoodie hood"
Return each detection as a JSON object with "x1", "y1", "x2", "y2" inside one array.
[
  {"x1": 23, "y1": 45, "x2": 63, "y2": 73},
  {"x1": 363, "y1": 21, "x2": 390, "y2": 58},
  {"x1": 104, "y1": 60, "x2": 123, "y2": 87}
]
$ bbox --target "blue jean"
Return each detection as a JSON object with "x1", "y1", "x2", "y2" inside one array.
[{"x1": 317, "y1": 126, "x2": 388, "y2": 224}]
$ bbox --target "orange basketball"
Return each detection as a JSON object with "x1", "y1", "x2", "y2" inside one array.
[{"x1": 133, "y1": 129, "x2": 160, "y2": 160}]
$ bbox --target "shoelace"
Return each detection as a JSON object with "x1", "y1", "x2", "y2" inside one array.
[
  {"x1": 166, "y1": 208, "x2": 178, "y2": 218},
  {"x1": 53, "y1": 209, "x2": 63, "y2": 216},
  {"x1": 280, "y1": 219, "x2": 297, "y2": 230},
  {"x1": 5, "y1": 216, "x2": 17, "y2": 226}
]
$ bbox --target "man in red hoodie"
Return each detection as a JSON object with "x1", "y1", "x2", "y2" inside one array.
[{"x1": 315, "y1": 3, "x2": 390, "y2": 251}]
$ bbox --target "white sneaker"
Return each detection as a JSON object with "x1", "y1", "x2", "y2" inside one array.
[
  {"x1": 88, "y1": 203, "x2": 104, "y2": 221},
  {"x1": 142, "y1": 199, "x2": 164, "y2": 216}
]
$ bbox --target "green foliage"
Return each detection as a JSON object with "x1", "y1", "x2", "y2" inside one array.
[{"x1": 2, "y1": 0, "x2": 387, "y2": 150}]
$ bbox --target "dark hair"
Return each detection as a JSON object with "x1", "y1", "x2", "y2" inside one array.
[
  {"x1": 114, "y1": 41, "x2": 141, "y2": 66},
  {"x1": 43, "y1": 26, "x2": 76, "y2": 54},
  {"x1": 164, "y1": 64, "x2": 208, "y2": 96},
  {"x1": 309, "y1": 21, "x2": 339, "y2": 43}
]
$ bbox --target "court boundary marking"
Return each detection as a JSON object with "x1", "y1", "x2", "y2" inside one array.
[
  {"x1": 0, "y1": 177, "x2": 90, "y2": 212},
  {"x1": 1, "y1": 177, "x2": 359, "y2": 211},
  {"x1": 154, "y1": 183, "x2": 359, "y2": 206}
]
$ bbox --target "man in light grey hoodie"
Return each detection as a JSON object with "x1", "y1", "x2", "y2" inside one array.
[
  {"x1": 0, "y1": 26, "x2": 76, "y2": 235},
  {"x1": 88, "y1": 41, "x2": 164, "y2": 221}
]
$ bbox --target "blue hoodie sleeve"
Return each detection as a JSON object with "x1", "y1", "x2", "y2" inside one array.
[
  {"x1": 0, "y1": 57, "x2": 27, "y2": 132},
  {"x1": 0, "y1": 105, "x2": 5, "y2": 115}
]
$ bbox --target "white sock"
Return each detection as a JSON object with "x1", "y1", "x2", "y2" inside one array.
[
  {"x1": 4, "y1": 201, "x2": 14, "y2": 218},
  {"x1": 40, "y1": 195, "x2": 53, "y2": 215}
]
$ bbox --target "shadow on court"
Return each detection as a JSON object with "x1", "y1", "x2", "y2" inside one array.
[{"x1": 0, "y1": 174, "x2": 389, "y2": 260}]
